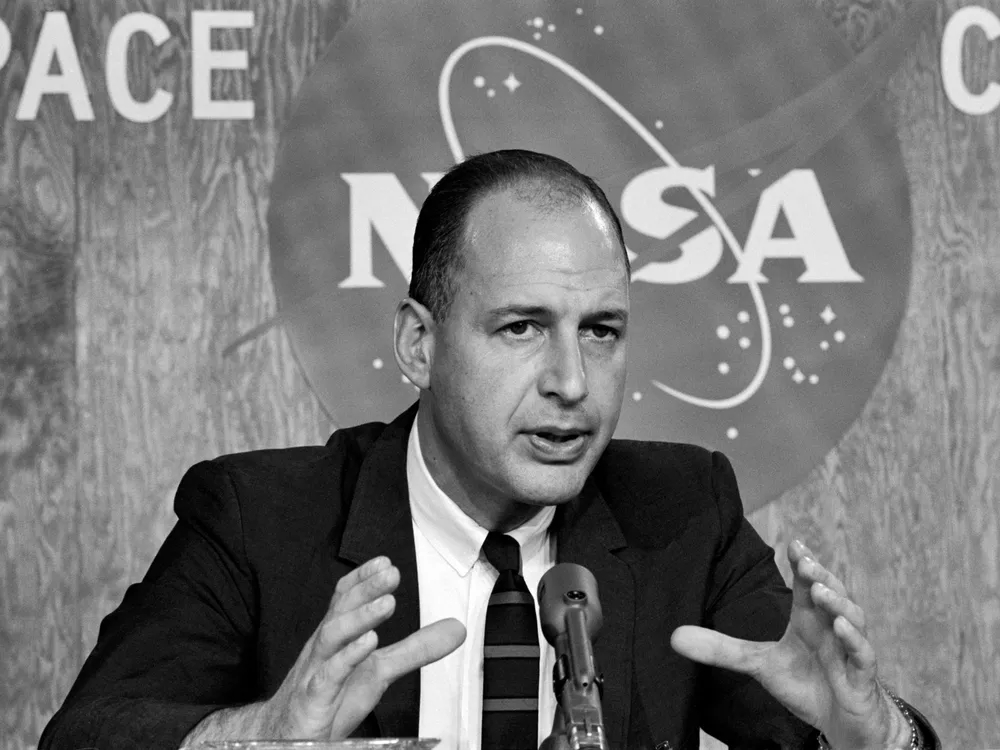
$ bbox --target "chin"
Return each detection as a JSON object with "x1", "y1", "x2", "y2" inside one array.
[{"x1": 509, "y1": 466, "x2": 591, "y2": 506}]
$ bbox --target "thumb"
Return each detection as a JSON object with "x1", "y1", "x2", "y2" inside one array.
[
  {"x1": 376, "y1": 617, "x2": 467, "y2": 684},
  {"x1": 331, "y1": 619, "x2": 467, "y2": 737},
  {"x1": 670, "y1": 625, "x2": 768, "y2": 676}
]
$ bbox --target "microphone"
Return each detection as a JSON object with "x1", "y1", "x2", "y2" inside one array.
[{"x1": 537, "y1": 564, "x2": 609, "y2": 750}]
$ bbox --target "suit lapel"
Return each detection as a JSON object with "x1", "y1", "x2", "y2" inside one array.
[
  {"x1": 338, "y1": 406, "x2": 421, "y2": 738},
  {"x1": 556, "y1": 478, "x2": 634, "y2": 750}
]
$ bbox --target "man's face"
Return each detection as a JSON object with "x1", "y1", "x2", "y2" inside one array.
[{"x1": 417, "y1": 188, "x2": 629, "y2": 524}]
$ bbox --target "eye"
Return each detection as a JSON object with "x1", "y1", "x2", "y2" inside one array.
[
  {"x1": 585, "y1": 325, "x2": 620, "y2": 340},
  {"x1": 498, "y1": 320, "x2": 541, "y2": 341}
]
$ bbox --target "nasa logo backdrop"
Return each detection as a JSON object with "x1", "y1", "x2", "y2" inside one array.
[{"x1": 264, "y1": 0, "x2": 914, "y2": 510}]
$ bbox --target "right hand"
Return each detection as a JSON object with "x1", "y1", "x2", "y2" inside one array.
[{"x1": 260, "y1": 555, "x2": 466, "y2": 739}]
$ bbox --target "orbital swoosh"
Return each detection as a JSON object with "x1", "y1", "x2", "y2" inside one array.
[{"x1": 621, "y1": 0, "x2": 934, "y2": 270}]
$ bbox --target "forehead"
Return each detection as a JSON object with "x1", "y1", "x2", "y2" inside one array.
[{"x1": 460, "y1": 188, "x2": 627, "y2": 296}]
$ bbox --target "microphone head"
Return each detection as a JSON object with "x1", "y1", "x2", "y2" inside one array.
[{"x1": 537, "y1": 563, "x2": 604, "y2": 645}]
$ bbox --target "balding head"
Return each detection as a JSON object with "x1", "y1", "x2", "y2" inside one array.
[{"x1": 409, "y1": 149, "x2": 629, "y2": 321}]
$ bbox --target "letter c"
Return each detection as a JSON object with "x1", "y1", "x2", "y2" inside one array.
[{"x1": 941, "y1": 6, "x2": 1000, "y2": 116}]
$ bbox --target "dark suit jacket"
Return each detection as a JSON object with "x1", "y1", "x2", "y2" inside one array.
[{"x1": 39, "y1": 407, "x2": 864, "y2": 749}]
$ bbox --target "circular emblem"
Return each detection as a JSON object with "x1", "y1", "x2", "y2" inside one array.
[{"x1": 264, "y1": 0, "x2": 914, "y2": 509}]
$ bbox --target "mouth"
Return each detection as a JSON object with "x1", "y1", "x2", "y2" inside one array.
[
  {"x1": 535, "y1": 430, "x2": 582, "y2": 443},
  {"x1": 526, "y1": 428, "x2": 591, "y2": 461}
]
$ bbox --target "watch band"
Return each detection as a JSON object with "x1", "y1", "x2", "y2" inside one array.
[{"x1": 816, "y1": 685, "x2": 921, "y2": 750}]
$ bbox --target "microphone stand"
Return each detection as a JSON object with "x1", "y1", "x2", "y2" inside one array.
[{"x1": 538, "y1": 567, "x2": 610, "y2": 750}]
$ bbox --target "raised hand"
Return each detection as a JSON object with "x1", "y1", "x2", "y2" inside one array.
[
  {"x1": 268, "y1": 555, "x2": 466, "y2": 738},
  {"x1": 670, "y1": 540, "x2": 910, "y2": 750},
  {"x1": 184, "y1": 556, "x2": 466, "y2": 742}
]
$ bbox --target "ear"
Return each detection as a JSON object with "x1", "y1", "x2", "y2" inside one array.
[{"x1": 393, "y1": 297, "x2": 436, "y2": 390}]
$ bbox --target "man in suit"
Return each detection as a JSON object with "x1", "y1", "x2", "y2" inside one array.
[{"x1": 40, "y1": 149, "x2": 935, "y2": 750}]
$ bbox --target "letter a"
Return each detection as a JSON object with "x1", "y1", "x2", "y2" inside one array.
[
  {"x1": 16, "y1": 12, "x2": 94, "y2": 121},
  {"x1": 729, "y1": 169, "x2": 863, "y2": 284}
]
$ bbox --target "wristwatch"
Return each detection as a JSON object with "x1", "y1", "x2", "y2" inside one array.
[{"x1": 815, "y1": 687, "x2": 940, "y2": 750}]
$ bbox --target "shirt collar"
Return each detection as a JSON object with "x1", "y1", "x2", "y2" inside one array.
[{"x1": 406, "y1": 415, "x2": 555, "y2": 577}]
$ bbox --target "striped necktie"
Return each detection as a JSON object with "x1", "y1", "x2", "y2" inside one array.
[{"x1": 481, "y1": 532, "x2": 539, "y2": 750}]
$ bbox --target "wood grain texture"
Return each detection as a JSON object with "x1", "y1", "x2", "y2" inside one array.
[
  {"x1": 1, "y1": 0, "x2": 998, "y2": 748},
  {"x1": 748, "y1": 2, "x2": 1000, "y2": 748},
  {"x1": 71, "y1": 0, "x2": 346, "y2": 667},
  {"x1": 0, "y1": 2, "x2": 79, "y2": 747}
]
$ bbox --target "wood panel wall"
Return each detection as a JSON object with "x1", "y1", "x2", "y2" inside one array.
[
  {"x1": 0, "y1": 1, "x2": 996, "y2": 748},
  {"x1": 751, "y1": 0, "x2": 1000, "y2": 743}
]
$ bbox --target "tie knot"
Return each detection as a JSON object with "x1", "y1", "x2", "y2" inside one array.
[{"x1": 482, "y1": 532, "x2": 522, "y2": 573}]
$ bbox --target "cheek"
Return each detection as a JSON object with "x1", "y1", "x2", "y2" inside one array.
[
  {"x1": 586, "y1": 347, "x2": 628, "y2": 389},
  {"x1": 436, "y1": 343, "x2": 529, "y2": 412},
  {"x1": 450, "y1": 351, "x2": 505, "y2": 397},
  {"x1": 459, "y1": 356, "x2": 541, "y2": 431},
  {"x1": 456, "y1": 338, "x2": 539, "y2": 388},
  {"x1": 614, "y1": 347, "x2": 629, "y2": 388}
]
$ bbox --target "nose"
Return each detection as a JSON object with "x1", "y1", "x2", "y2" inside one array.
[{"x1": 539, "y1": 333, "x2": 588, "y2": 404}]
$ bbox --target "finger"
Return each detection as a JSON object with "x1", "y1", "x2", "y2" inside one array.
[
  {"x1": 327, "y1": 618, "x2": 465, "y2": 732},
  {"x1": 670, "y1": 625, "x2": 769, "y2": 677},
  {"x1": 323, "y1": 620, "x2": 466, "y2": 738},
  {"x1": 832, "y1": 615, "x2": 876, "y2": 674},
  {"x1": 799, "y1": 559, "x2": 848, "y2": 598},
  {"x1": 369, "y1": 618, "x2": 467, "y2": 687},
  {"x1": 788, "y1": 541, "x2": 848, "y2": 597},
  {"x1": 315, "y1": 593, "x2": 397, "y2": 661},
  {"x1": 331, "y1": 562, "x2": 401, "y2": 617},
  {"x1": 331, "y1": 557, "x2": 392, "y2": 608},
  {"x1": 306, "y1": 629, "x2": 379, "y2": 702},
  {"x1": 787, "y1": 541, "x2": 814, "y2": 609},
  {"x1": 811, "y1": 582, "x2": 867, "y2": 634}
]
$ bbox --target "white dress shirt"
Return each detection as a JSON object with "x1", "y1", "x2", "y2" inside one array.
[{"x1": 407, "y1": 419, "x2": 558, "y2": 750}]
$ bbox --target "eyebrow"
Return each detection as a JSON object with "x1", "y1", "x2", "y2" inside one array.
[{"x1": 488, "y1": 304, "x2": 629, "y2": 324}]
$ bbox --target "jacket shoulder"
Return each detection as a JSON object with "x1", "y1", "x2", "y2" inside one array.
[
  {"x1": 173, "y1": 419, "x2": 395, "y2": 556},
  {"x1": 598, "y1": 438, "x2": 717, "y2": 498},
  {"x1": 594, "y1": 439, "x2": 735, "y2": 547},
  {"x1": 204, "y1": 418, "x2": 392, "y2": 489}
]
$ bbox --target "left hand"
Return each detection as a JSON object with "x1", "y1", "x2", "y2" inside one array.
[{"x1": 670, "y1": 540, "x2": 907, "y2": 749}]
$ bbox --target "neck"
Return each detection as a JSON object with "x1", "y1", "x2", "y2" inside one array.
[{"x1": 462, "y1": 496, "x2": 543, "y2": 533}]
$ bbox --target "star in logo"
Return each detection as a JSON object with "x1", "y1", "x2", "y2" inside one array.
[
  {"x1": 820, "y1": 305, "x2": 837, "y2": 324},
  {"x1": 503, "y1": 73, "x2": 521, "y2": 93}
]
